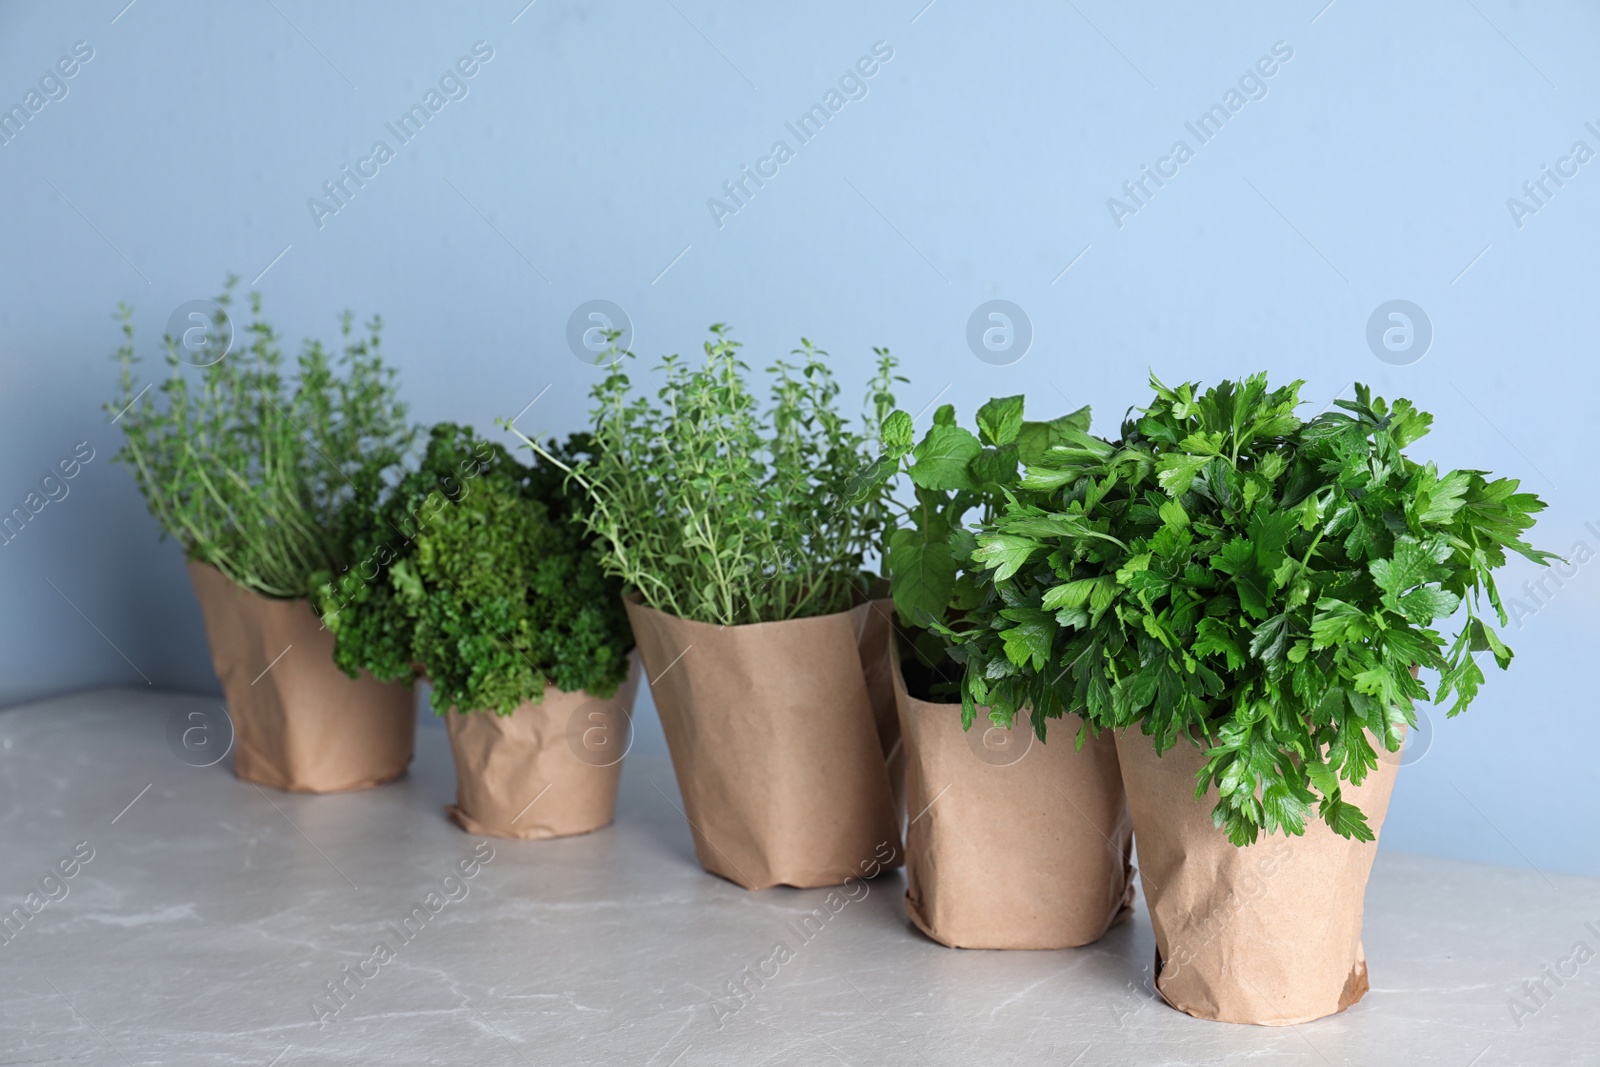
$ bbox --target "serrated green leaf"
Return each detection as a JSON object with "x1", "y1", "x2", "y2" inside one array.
[
  {"x1": 1000, "y1": 619, "x2": 1054, "y2": 671},
  {"x1": 1041, "y1": 577, "x2": 1099, "y2": 611},
  {"x1": 1370, "y1": 536, "x2": 1451, "y2": 595},
  {"x1": 1310, "y1": 598, "x2": 1372, "y2": 646},
  {"x1": 970, "y1": 444, "x2": 1020, "y2": 488},
  {"x1": 1249, "y1": 614, "x2": 1290, "y2": 663},
  {"x1": 1156, "y1": 453, "x2": 1210, "y2": 495},
  {"x1": 1248, "y1": 508, "x2": 1297, "y2": 572},
  {"x1": 975, "y1": 395, "x2": 1025, "y2": 447},
  {"x1": 972, "y1": 533, "x2": 1044, "y2": 582},
  {"x1": 1323, "y1": 798, "x2": 1374, "y2": 841},
  {"x1": 880, "y1": 409, "x2": 914, "y2": 458},
  {"x1": 886, "y1": 528, "x2": 956, "y2": 628},
  {"x1": 908, "y1": 423, "x2": 982, "y2": 491},
  {"x1": 1397, "y1": 586, "x2": 1461, "y2": 624}
]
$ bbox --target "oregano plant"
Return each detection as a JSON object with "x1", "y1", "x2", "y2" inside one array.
[
  {"x1": 953, "y1": 373, "x2": 1555, "y2": 845},
  {"x1": 108, "y1": 278, "x2": 414, "y2": 599}
]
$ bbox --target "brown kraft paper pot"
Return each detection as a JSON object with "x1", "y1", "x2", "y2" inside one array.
[
  {"x1": 1115, "y1": 729, "x2": 1402, "y2": 1025},
  {"x1": 624, "y1": 596, "x2": 902, "y2": 890},
  {"x1": 188, "y1": 562, "x2": 416, "y2": 793},
  {"x1": 444, "y1": 656, "x2": 643, "y2": 840},
  {"x1": 855, "y1": 598, "x2": 905, "y2": 820},
  {"x1": 894, "y1": 659, "x2": 1134, "y2": 949}
]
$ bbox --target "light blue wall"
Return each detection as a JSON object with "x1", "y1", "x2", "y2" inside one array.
[{"x1": 1, "y1": 1, "x2": 1595, "y2": 875}]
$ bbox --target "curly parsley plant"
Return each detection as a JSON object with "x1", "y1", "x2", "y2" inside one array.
[{"x1": 317, "y1": 423, "x2": 632, "y2": 714}]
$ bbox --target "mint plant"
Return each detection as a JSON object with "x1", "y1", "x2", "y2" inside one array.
[
  {"x1": 953, "y1": 374, "x2": 1554, "y2": 844},
  {"x1": 108, "y1": 279, "x2": 414, "y2": 599},
  {"x1": 864, "y1": 396, "x2": 1093, "y2": 691}
]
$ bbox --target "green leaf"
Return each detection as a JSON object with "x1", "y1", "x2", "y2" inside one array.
[
  {"x1": 976, "y1": 395, "x2": 1025, "y2": 447},
  {"x1": 1304, "y1": 756, "x2": 1340, "y2": 798},
  {"x1": 1018, "y1": 466, "x2": 1079, "y2": 491},
  {"x1": 970, "y1": 445, "x2": 1019, "y2": 488},
  {"x1": 1438, "y1": 648, "x2": 1486, "y2": 715},
  {"x1": 1396, "y1": 586, "x2": 1461, "y2": 624},
  {"x1": 1015, "y1": 406, "x2": 1094, "y2": 465},
  {"x1": 947, "y1": 526, "x2": 978, "y2": 563},
  {"x1": 1344, "y1": 516, "x2": 1384, "y2": 561},
  {"x1": 880, "y1": 409, "x2": 914, "y2": 458},
  {"x1": 1213, "y1": 538, "x2": 1254, "y2": 576},
  {"x1": 1156, "y1": 453, "x2": 1210, "y2": 496},
  {"x1": 1352, "y1": 667, "x2": 1397, "y2": 707},
  {"x1": 1323, "y1": 799, "x2": 1374, "y2": 841},
  {"x1": 1233, "y1": 570, "x2": 1272, "y2": 620},
  {"x1": 1249, "y1": 614, "x2": 1290, "y2": 663},
  {"x1": 1193, "y1": 618, "x2": 1247, "y2": 670},
  {"x1": 1468, "y1": 616, "x2": 1513, "y2": 669},
  {"x1": 1041, "y1": 578, "x2": 1093, "y2": 611},
  {"x1": 971, "y1": 533, "x2": 1044, "y2": 582},
  {"x1": 1310, "y1": 598, "x2": 1372, "y2": 646},
  {"x1": 1177, "y1": 431, "x2": 1225, "y2": 456},
  {"x1": 842, "y1": 453, "x2": 896, "y2": 505},
  {"x1": 1000, "y1": 618, "x2": 1054, "y2": 671},
  {"x1": 1420, "y1": 468, "x2": 1470, "y2": 523},
  {"x1": 1247, "y1": 508, "x2": 1297, "y2": 572},
  {"x1": 999, "y1": 512, "x2": 1101, "y2": 541},
  {"x1": 909, "y1": 424, "x2": 982, "y2": 491},
  {"x1": 1370, "y1": 536, "x2": 1451, "y2": 595},
  {"x1": 887, "y1": 529, "x2": 956, "y2": 628},
  {"x1": 1261, "y1": 780, "x2": 1311, "y2": 836},
  {"x1": 1041, "y1": 576, "x2": 1115, "y2": 613}
]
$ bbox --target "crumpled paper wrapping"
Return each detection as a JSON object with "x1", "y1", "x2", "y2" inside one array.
[
  {"x1": 624, "y1": 596, "x2": 902, "y2": 890},
  {"x1": 855, "y1": 599, "x2": 905, "y2": 820},
  {"x1": 895, "y1": 660, "x2": 1134, "y2": 949},
  {"x1": 188, "y1": 562, "x2": 416, "y2": 793},
  {"x1": 444, "y1": 656, "x2": 643, "y2": 840},
  {"x1": 1115, "y1": 728, "x2": 1401, "y2": 1025}
]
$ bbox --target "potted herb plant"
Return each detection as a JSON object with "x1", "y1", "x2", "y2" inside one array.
[
  {"x1": 866, "y1": 396, "x2": 1133, "y2": 949},
  {"x1": 955, "y1": 374, "x2": 1554, "y2": 1023},
  {"x1": 109, "y1": 281, "x2": 418, "y2": 793},
  {"x1": 510, "y1": 328, "x2": 902, "y2": 890},
  {"x1": 318, "y1": 423, "x2": 638, "y2": 840}
]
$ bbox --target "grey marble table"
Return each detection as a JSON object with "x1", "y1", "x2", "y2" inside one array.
[{"x1": 1, "y1": 687, "x2": 1595, "y2": 1066}]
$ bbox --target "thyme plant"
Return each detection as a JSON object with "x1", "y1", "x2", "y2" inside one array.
[{"x1": 510, "y1": 327, "x2": 900, "y2": 626}]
